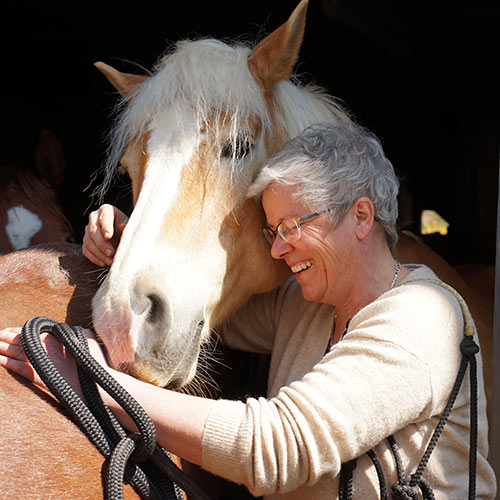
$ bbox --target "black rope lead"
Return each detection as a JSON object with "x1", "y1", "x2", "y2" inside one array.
[
  {"x1": 21, "y1": 316, "x2": 212, "y2": 500},
  {"x1": 338, "y1": 278, "x2": 480, "y2": 500},
  {"x1": 339, "y1": 333, "x2": 479, "y2": 500},
  {"x1": 338, "y1": 458, "x2": 357, "y2": 500},
  {"x1": 366, "y1": 450, "x2": 387, "y2": 500}
]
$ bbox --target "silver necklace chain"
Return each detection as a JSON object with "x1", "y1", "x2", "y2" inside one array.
[
  {"x1": 389, "y1": 260, "x2": 401, "y2": 290},
  {"x1": 327, "y1": 260, "x2": 402, "y2": 352}
]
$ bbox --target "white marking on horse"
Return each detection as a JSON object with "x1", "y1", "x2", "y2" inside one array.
[
  {"x1": 5, "y1": 206, "x2": 42, "y2": 249},
  {"x1": 117, "y1": 117, "x2": 202, "y2": 277},
  {"x1": 94, "y1": 116, "x2": 205, "y2": 369}
]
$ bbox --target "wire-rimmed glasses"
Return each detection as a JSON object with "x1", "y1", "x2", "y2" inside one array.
[{"x1": 263, "y1": 211, "x2": 322, "y2": 246}]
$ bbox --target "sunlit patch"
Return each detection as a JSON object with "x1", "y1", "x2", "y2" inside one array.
[
  {"x1": 420, "y1": 209, "x2": 450, "y2": 236},
  {"x1": 6, "y1": 206, "x2": 42, "y2": 249}
]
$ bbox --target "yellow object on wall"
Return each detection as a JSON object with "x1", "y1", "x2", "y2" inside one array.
[{"x1": 421, "y1": 209, "x2": 450, "y2": 235}]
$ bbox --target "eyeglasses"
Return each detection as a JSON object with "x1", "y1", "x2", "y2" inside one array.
[{"x1": 263, "y1": 211, "x2": 323, "y2": 246}]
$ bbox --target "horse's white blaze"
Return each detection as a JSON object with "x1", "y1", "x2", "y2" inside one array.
[
  {"x1": 93, "y1": 114, "x2": 231, "y2": 385},
  {"x1": 6, "y1": 206, "x2": 43, "y2": 250},
  {"x1": 115, "y1": 117, "x2": 201, "y2": 280}
]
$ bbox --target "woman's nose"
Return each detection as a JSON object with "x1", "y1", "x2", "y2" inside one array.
[{"x1": 270, "y1": 236, "x2": 293, "y2": 260}]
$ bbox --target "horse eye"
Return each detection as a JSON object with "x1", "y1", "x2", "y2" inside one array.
[{"x1": 221, "y1": 139, "x2": 252, "y2": 160}]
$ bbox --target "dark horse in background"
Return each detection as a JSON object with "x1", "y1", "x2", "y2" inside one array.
[{"x1": 0, "y1": 128, "x2": 74, "y2": 253}]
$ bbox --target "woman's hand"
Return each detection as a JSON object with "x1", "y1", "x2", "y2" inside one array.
[
  {"x1": 83, "y1": 204, "x2": 129, "y2": 267},
  {"x1": 0, "y1": 326, "x2": 108, "y2": 398},
  {"x1": 0, "y1": 326, "x2": 211, "y2": 465}
]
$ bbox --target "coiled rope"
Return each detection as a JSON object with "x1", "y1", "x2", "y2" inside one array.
[
  {"x1": 338, "y1": 279, "x2": 479, "y2": 499},
  {"x1": 21, "y1": 316, "x2": 212, "y2": 500}
]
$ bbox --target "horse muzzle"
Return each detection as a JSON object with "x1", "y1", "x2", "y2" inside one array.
[{"x1": 92, "y1": 275, "x2": 205, "y2": 388}]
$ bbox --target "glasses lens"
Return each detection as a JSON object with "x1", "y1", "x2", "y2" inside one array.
[
  {"x1": 278, "y1": 219, "x2": 300, "y2": 243},
  {"x1": 263, "y1": 228, "x2": 276, "y2": 245}
]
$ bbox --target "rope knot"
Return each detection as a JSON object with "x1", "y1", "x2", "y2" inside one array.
[
  {"x1": 460, "y1": 335, "x2": 479, "y2": 357},
  {"x1": 128, "y1": 432, "x2": 154, "y2": 463},
  {"x1": 391, "y1": 480, "x2": 421, "y2": 500}
]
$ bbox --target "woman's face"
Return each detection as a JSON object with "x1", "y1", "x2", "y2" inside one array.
[{"x1": 262, "y1": 183, "x2": 355, "y2": 305}]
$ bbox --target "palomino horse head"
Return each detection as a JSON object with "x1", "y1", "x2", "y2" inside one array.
[
  {"x1": 92, "y1": 0, "x2": 353, "y2": 388},
  {"x1": 0, "y1": 129, "x2": 74, "y2": 253}
]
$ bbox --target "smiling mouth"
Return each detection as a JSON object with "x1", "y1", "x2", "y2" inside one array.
[{"x1": 291, "y1": 260, "x2": 313, "y2": 274}]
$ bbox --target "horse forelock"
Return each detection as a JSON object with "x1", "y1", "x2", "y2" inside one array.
[{"x1": 97, "y1": 37, "x2": 353, "y2": 203}]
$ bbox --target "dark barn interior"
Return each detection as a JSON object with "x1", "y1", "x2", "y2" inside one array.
[
  {"x1": 2, "y1": 0, "x2": 499, "y2": 267},
  {"x1": 1, "y1": 1, "x2": 500, "y2": 498}
]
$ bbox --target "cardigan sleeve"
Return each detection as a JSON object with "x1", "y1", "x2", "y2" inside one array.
[{"x1": 201, "y1": 279, "x2": 465, "y2": 496}]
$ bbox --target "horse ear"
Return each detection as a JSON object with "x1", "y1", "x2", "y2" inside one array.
[
  {"x1": 34, "y1": 128, "x2": 66, "y2": 191},
  {"x1": 94, "y1": 61, "x2": 148, "y2": 98},
  {"x1": 248, "y1": 0, "x2": 309, "y2": 94}
]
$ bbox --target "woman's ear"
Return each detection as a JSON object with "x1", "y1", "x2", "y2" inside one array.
[{"x1": 352, "y1": 197, "x2": 375, "y2": 240}]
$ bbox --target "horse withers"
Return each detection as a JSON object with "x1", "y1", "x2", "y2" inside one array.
[{"x1": 0, "y1": 243, "x2": 144, "y2": 499}]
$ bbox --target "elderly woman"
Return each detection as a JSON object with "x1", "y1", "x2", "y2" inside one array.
[{"x1": 0, "y1": 123, "x2": 495, "y2": 499}]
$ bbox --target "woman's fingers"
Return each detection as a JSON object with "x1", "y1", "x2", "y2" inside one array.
[
  {"x1": 0, "y1": 328, "x2": 42, "y2": 385},
  {"x1": 0, "y1": 338, "x2": 26, "y2": 361},
  {"x1": 82, "y1": 232, "x2": 112, "y2": 267},
  {"x1": 98, "y1": 204, "x2": 119, "y2": 240},
  {"x1": 83, "y1": 205, "x2": 128, "y2": 267},
  {"x1": 0, "y1": 353, "x2": 40, "y2": 384},
  {"x1": 0, "y1": 327, "x2": 84, "y2": 394},
  {"x1": 0, "y1": 326, "x2": 22, "y2": 340},
  {"x1": 0, "y1": 327, "x2": 23, "y2": 355},
  {"x1": 83, "y1": 210, "x2": 115, "y2": 266}
]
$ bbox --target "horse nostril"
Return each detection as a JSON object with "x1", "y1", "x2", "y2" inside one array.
[
  {"x1": 146, "y1": 294, "x2": 163, "y2": 324},
  {"x1": 131, "y1": 275, "x2": 168, "y2": 326}
]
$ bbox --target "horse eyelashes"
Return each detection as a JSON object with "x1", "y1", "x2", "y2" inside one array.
[{"x1": 221, "y1": 139, "x2": 252, "y2": 160}]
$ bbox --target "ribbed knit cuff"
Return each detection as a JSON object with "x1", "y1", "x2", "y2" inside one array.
[{"x1": 201, "y1": 398, "x2": 252, "y2": 485}]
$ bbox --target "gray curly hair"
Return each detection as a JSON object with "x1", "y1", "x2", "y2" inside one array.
[{"x1": 248, "y1": 122, "x2": 400, "y2": 251}]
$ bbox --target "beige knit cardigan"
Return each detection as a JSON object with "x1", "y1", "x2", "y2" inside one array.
[{"x1": 201, "y1": 265, "x2": 496, "y2": 499}]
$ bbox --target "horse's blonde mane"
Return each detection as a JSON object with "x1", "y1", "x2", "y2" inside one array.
[
  {"x1": 97, "y1": 37, "x2": 353, "y2": 201},
  {"x1": 273, "y1": 80, "x2": 353, "y2": 140}
]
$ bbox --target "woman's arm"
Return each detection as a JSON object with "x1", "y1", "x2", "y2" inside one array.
[
  {"x1": 0, "y1": 326, "x2": 214, "y2": 465},
  {"x1": 103, "y1": 368, "x2": 215, "y2": 465}
]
